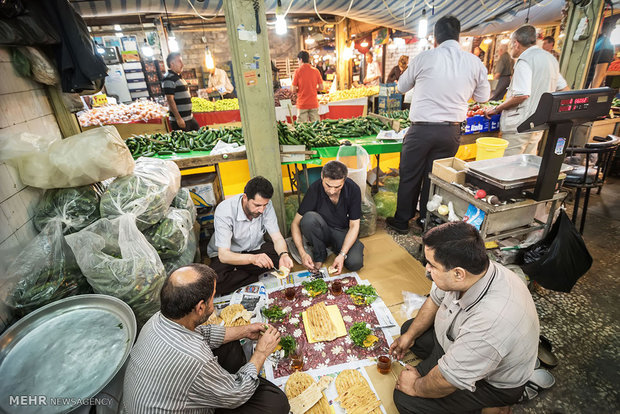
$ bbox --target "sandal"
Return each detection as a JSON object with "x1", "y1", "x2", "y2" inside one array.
[
  {"x1": 538, "y1": 335, "x2": 559, "y2": 368},
  {"x1": 519, "y1": 369, "x2": 555, "y2": 403}
]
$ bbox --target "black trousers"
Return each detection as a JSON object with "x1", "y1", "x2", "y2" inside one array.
[
  {"x1": 300, "y1": 211, "x2": 364, "y2": 270},
  {"x1": 170, "y1": 117, "x2": 200, "y2": 131},
  {"x1": 393, "y1": 124, "x2": 461, "y2": 227},
  {"x1": 490, "y1": 76, "x2": 511, "y2": 101},
  {"x1": 210, "y1": 241, "x2": 280, "y2": 296},
  {"x1": 393, "y1": 319, "x2": 526, "y2": 414},
  {"x1": 213, "y1": 341, "x2": 289, "y2": 414}
]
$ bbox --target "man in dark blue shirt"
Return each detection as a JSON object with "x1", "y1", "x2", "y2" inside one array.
[{"x1": 290, "y1": 161, "x2": 364, "y2": 275}]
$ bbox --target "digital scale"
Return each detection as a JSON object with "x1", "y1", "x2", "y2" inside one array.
[{"x1": 517, "y1": 87, "x2": 616, "y2": 200}]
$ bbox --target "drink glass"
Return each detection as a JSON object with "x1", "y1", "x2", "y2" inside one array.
[
  {"x1": 377, "y1": 355, "x2": 391, "y2": 375},
  {"x1": 290, "y1": 342, "x2": 304, "y2": 371},
  {"x1": 285, "y1": 283, "x2": 296, "y2": 301},
  {"x1": 331, "y1": 280, "x2": 343, "y2": 296}
]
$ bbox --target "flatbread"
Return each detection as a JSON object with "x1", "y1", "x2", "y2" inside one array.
[
  {"x1": 335, "y1": 369, "x2": 382, "y2": 414},
  {"x1": 202, "y1": 312, "x2": 222, "y2": 326},
  {"x1": 220, "y1": 304, "x2": 251, "y2": 327},
  {"x1": 271, "y1": 266, "x2": 290, "y2": 279},
  {"x1": 285, "y1": 372, "x2": 331, "y2": 414},
  {"x1": 306, "y1": 301, "x2": 337, "y2": 342}
]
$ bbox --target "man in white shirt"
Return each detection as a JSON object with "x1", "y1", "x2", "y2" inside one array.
[
  {"x1": 207, "y1": 67, "x2": 235, "y2": 99},
  {"x1": 386, "y1": 16, "x2": 490, "y2": 234},
  {"x1": 363, "y1": 52, "x2": 381, "y2": 86},
  {"x1": 486, "y1": 25, "x2": 569, "y2": 156}
]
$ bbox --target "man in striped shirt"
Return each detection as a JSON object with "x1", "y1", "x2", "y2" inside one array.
[
  {"x1": 163, "y1": 53, "x2": 200, "y2": 131},
  {"x1": 122, "y1": 264, "x2": 289, "y2": 413}
]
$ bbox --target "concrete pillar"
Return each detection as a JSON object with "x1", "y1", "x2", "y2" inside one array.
[
  {"x1": 223, "y1": 0, "x2": 286, "y2": 230},
  {"x1": 559, "y1": 0, "x2": 605, "y2": 89},
  {"x1": 335, "y1": 19, "x2": 351, "y2": 90}
]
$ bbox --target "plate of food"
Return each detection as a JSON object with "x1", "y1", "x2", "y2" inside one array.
[
  {"x1": 302, "y1": 278, "x2": 328, "y2": 297},
  {"x1": 348, "y1": 322, "x2": 380, "y2": 350},
  {"x1": 346, "y1": 284, "x2": 379, "y2": 306},
  {"x1": 261, "y1": 304, "x2": 288, "y2": 322}
]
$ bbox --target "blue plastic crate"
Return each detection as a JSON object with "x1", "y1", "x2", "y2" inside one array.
[
  {"x1": 378, "y1": 93, "x2": 403, "y2": 113},
  {"x1": 489, "y1": 114, "x2": 501, "y2": 131},
  {"x1": 464, "y1": 115, "x2": 490, "y2": 135}
]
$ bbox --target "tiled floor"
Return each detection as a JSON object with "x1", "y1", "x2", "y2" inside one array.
[{"x1": 382, "y1": 176, "x2": 620, "y2": 414}]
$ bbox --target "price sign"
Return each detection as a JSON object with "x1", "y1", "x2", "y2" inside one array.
[{"x1": 92, "y1": 94, "x2": 108, "y2": 107}]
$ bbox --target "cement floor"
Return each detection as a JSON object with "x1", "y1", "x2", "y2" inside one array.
[{"x1": 382, "y1": 176, "x2": 620, "y2": 414}]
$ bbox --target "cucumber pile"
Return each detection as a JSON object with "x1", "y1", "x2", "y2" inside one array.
[
  {"x1": 384, "y1": 110, "x2": 411, "y2": 128},
  {"x1": 277, "y1": 116, "x2": 391, "y2": 147},
  {"x1": 125, "y1": 126, "x2": 244, "y2": 158}
]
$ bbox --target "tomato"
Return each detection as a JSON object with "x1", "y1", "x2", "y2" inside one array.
[{"x1": 467, "y1": 111, "x2": 474, "y2": 118}]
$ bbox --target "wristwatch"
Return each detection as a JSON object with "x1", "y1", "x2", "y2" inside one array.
[
  {"x1": 339, "y1": 251, "x2": 348, "y2": 259},
  {"x1": 279, "y1": 251, "x2": 290, "y2": 258}
]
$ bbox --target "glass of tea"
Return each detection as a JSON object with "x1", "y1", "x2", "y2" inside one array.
[
  {"x1": 377, "y1": 355, "x2": 391, "y2": 375},
  {"x1": 290, "y1": 342, "x2": 304, "y2": 371},
  {"x1": 285, "y1": 283, "x2": 296, "y2": 301},
  {"x1": 331, "y1": 280, "x2": 343, "y2": 296}
]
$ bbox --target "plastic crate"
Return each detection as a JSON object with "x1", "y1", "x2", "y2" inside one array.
[
  {"x1": 379, "y1": 83, "x2": 398, "y2": 96},
  {"x1": 464, "y1": 115, "x2": 490, "y2": 135},
  {"x1": 378, "y1": 93, "x2": 403, "y2": 113}
]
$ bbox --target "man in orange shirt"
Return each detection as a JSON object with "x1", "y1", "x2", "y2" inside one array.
[{"x1": 292, "y1": 50, "x2": 324, "y2": 122}]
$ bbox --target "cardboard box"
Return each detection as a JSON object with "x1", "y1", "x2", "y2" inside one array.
[
  {"x1": 181, "y1": 172, "x2": 222, "y2": 208},
  {"x1": 280, "y1": 145, "x2": 306, "y2": 162},
  {"x1": 432, "y1": 157, "x2": 467, "y2": 184}
]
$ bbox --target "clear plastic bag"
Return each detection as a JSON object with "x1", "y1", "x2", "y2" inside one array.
[
  {"x1": 100, "y1": 157, "x2": 181, "y2": 230},
  {"x1": 171, "y1": 187, "x2": 197, "y2": 223},
  {"x1": 359, "y1": 187, "x2": 377, "y2": 238},
  {"x1": 336, "y1": 144, "x2": 370, "y2": 193},
  {"x1": 1, "y1": 220, "x2": 91, "y2": 318},
  {"x1": 66, "y1": 214, "x2": 166, "y2": 325},
  {"x1": 0, "y1": 126, "x2": 135, "y2": 189},
  {"x1": 143, "y1": 208, "x2": 192, "y2": 259},
  {"x1": 33, "y1": 183, "x2": 105, "y2": 234},
  {"x1": 373, "y1": 190, "x2": 398, "y2": 218},
  {"x1": 163, "y1": 230, "x2": 197, "y2": 276}
]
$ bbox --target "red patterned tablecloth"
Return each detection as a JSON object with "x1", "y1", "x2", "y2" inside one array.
[{"x1": 267, "y1": 277, "x2": 387, "y2": 379}]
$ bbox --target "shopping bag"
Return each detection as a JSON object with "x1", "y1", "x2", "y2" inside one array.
[{"x1": 520, "y1": 210, "x2": 592, "y2": 292}]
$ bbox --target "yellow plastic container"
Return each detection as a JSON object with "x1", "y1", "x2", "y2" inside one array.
[{"x1": 475, "y1": 137, "x2": 508, "y2": 161}]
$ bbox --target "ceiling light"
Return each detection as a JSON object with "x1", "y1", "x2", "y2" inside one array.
[
  {"x1": 500, "y1": 38, "x2": 510, "y2": 44},
  {"x1": 275, "y1": 0, "x2": 287, "y2": 35},
  {"x1": 418, "y1": 9, "x2": 428, "y2": 39},
  {"x1": 361, "y1": 40, "x2": 368, "y2": 47},
  {"x1": 168, "y1": 36, "x2": 179, "y2": 52},
  {"x1": 305, "y1": 37, "x2": 315, "y2": 44},
  {"x1": 115, "y1": 32, "x2": 124, "y2": 38},
  {"x1": 394, "y1": 37, "x2": 406, "y2": 47},
  {"x1": 114, "y1": 24, "x2": 122, "y2": 31},
  {"x1": 483, "y1": 38, "x2": 493, "y2": 44},
  {"x1": 142, "y1": 40, "x2": 154, "y2": 58},
  {"x1": 558, "y1": 33, "x2": 566, "y2": 38},
  {"x1": 96, "y1": 46, "x2": 105, "y2": 54},
  {"x1": 205, "y1": 46, "x2": 215, "y2": 69}
]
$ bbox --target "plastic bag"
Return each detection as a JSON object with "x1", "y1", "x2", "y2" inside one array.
[
  {"x1": 0, "y1": 126, "x2": 135, "y2": 189},
  {"x1": 373, "y1": 191, "x2": 398, "y2": 218},
  {"x1": 163, "y1": 230, "x2": 197, "y2": 276},
  {"x1": 66, "y1": 214, "x2": 166, "y2": 325},
  {"x1": 33, "y1": 183, "x2": 105, "y2": 234},
  {"x1": 171, "y1": 187, "x2": 197, "y2": 223},
  {"x1": 359, "y1": 187, "x2": 377, "y2": 238},
  {"x1": 22, "y1": 46, "x2": 59, "y2": 85},
  {"x1": 100, "y1": 157, "x2": 181, "y2": 230},
  {"x1": 337, "y1": 145, "x2": 370, "y2": 193},
  {"x1": 400, "y1": 290, "x2": 427, "y2": 320},
  {"x1": 1, "y1": 220, "x2": 90, "y2": 318},
  {"x1": 519, "y1": 210, "x2": 592, "y2": 292},
  {"x1": 383, "y1": 176, "x2": 400, "y2": 192},
  {"x1": 143, "y1": 208, "x2": 192, "y2": 259}
]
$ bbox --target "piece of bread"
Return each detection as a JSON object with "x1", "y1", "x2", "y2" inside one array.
[
  {"x1": 335, "y1": 369, "x2": 382, "y2": 414},
  {"x1": 285, "y1": 372, "x2": 331, "y2": 414},
  {"x1": 220, "y1": 304, "x2": 251, "y2": 327},
  {"x1": 306, "y1": 301, "x2": 337, "y2": 342}
]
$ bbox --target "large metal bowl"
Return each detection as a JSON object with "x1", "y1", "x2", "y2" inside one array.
[{"x1": 0, "y1": 294, "x2": 136, "y2": 413}]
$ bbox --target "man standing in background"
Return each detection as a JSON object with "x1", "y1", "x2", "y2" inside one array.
[
  {"x1": 489, "y1": 43, "x2": 513, "y2": 101},
  {"x1": 292, "y1": 50, "x2": 324, "y2": 122},
  {"x1": 206, "y1": 66, "x2": 235, "y2": 99},
  {"x1": 386, "y1": 16, "x2": 490, "y2": 234},
  {"x1": 163, "y1": 52, "x2": 199, "y2": 131},
  {"x1": 586, "y1": 18, "x2": 617, "y2": 88},
  {"x1": 486, "y1": 25, "x2": 568, "y2": 156},
  {"x1": 542, "y1": 36, "x2": 560, "y2": 60},
  {"x1": 364, "y1": 52, "x2": 382, "y2": 86}
]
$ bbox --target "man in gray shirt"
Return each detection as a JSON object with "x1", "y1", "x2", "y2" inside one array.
[
  {"x1": 390, "y1": 222, "x2": 539, "y2": 413},
  {"x1": 489, "y1": 43, "x2": 514, "y2": 101},
  {"x1": 123, "y1": 264, "x2": 288, "y2": 413},
  {"x1": 208, "y1": 177, "x2": 293, "y2": 295}
]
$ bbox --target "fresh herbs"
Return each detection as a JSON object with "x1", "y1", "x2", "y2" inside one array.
[
  {"x1": 302, "y1": 279, "x2": 328, "y2": 297},
  {"x1": 279, "y1": 335, "x2": 297, "y2": 357},
  {"x1": 346, "y1": 285, "x2": 378, "y2": 305},
  {"x1": 349, "y1": 322, "x2": 372, "y2": 348},
  {"x1": 262, "y1": 305, "x2": 287, "y2": 322}
]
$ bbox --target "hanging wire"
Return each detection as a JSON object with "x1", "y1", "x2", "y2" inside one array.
[
  {"x1": 525, "y1": 0, "x2": 533, "y2": 23},
  {"x1": 424, "y1": 0, "x2": 448, "y2": 9},
  {"x1": 380, "y1": 0, "x2": 416, "y2": 21},
  {"x1": 313, "y1": 0, "x2": 355, "y2": 24},
  {"x1": 266, "y1": 0, "x2": 296, "y2": 26},
  {"x1": 185, "y1": 0, "x2": 223, "y2": 21},
  {"x1": 478, "y1": 0, "x2": 506, "y2": 14}
]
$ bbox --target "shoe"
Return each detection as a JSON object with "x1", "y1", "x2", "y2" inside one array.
[{"x1": 386, "y1": 217, "x2": 409, "y2": 234}]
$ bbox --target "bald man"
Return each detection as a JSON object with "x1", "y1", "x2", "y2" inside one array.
[
  {"x1": 489, "y1": 43, "x2": 513, "y2": 101},
  {"x1": 123, "y1": 264, "x2": 289, "y2": 413}
]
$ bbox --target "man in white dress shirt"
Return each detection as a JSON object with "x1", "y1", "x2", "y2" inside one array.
[
  {"x1": 485, "y1": 25, "x2": 569, "y2": 156},
  {"x1": 364, "y1": 52, "x2": 382, "y2": 86},
  {"x1": 386, "y1": 16, "x2": 490, "y2": 234}
]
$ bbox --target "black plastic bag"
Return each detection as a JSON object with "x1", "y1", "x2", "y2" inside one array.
[{"x1": 520, "y1": 210, "x2": 592, "y2": 292}]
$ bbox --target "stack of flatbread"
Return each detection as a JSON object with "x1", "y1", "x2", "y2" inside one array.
[
  {"x1": 335, "y1": 369, "x2": 382, "y2": 414},
  {"x1": 285, "y1": 372, "x2": 332, "y2": 414},
  {"x1": 220, "y1": 304, "x2": 252, "y2": 327},
  {"x1": 306, "y1": 301, "x2": 337, "y2": 342},
  {"x1": 203, "y1": 312, "x2": 223, "y2": 326}
]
